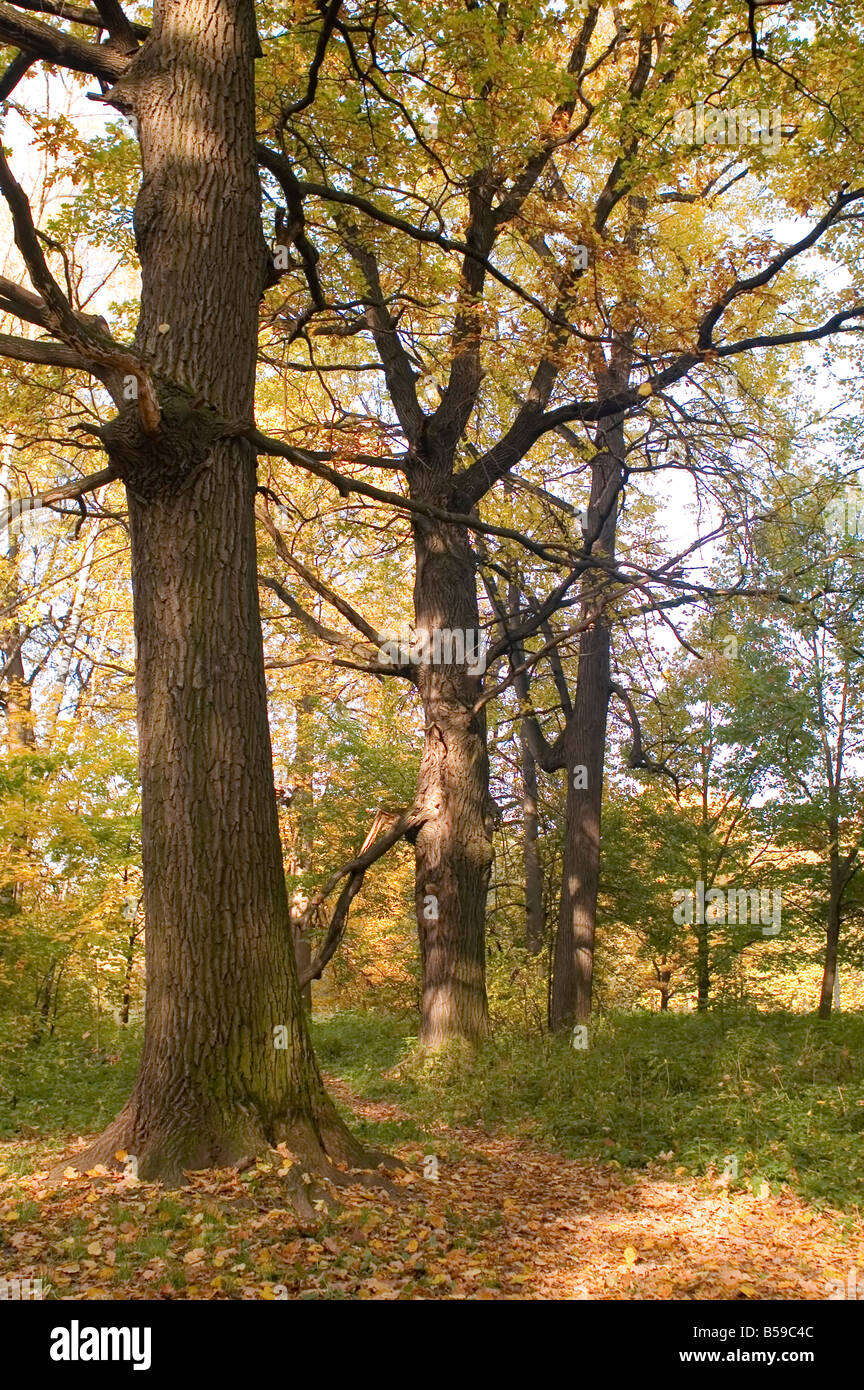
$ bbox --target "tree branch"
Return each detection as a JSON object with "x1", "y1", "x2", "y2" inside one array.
[
  {"x1": 297, "y1": 807, "x2": 424, "y2": 986},
  {"x1": 0, "y1": 2, "x2": 129, "y2": 79}
]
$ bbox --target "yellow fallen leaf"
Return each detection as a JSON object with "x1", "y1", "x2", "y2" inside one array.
[
  {"x1": 624, "y1": 1246, "x2": 637, "y2": 1268},
  {"x1": 115, "y1": 1150, "x2": 128, "y2": 1162},
  {"x1": 86, "y1": 1241, "x2": 102, "y2": 1256},
  {"x1": 183, "y1": 1248, "x2": 205, "y2": 1264}
]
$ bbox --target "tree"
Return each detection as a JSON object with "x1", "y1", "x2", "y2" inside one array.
[
  {"x1": 251, "y1": 0, "x2": 864, "y2": 1038},
  {"x1": 0, "y1": 0, "x2": 374, "y2": 1189},
  {"x1": 727, "y1": 471, "x2": 864, "y2": 1017}
]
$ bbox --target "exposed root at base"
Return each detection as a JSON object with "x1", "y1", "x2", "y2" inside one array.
[{"x1": 49, "y1": 1103, "x2": 408, "y2": 1213}]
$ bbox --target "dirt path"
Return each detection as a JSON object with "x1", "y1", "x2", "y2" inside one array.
[
  {"x1": 0, "y1": 1081, "x2": 860, "y2": 1299},
  {"x1": 329, "y1": 1079, "x2": 864, "y2": 1300}
]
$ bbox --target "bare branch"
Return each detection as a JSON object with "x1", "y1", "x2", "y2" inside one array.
[
  {"x1": 297, "y1": 807, "x2": 424, "y2": 986},
  {"x1": 0, "y1": 2, "x2": 129, "y2": 79}
]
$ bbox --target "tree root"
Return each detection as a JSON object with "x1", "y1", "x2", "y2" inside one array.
[{"x1": 49, "y1": 1099, "x2": 408, "y2": 1212}]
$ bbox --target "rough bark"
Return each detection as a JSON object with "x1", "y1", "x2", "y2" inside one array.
[
  {"x1": 549, "y1": 415, "x2": 623, "y2": 1031},
  {"x1": 550, "y1": 616, "x2": 611, "y2": 1029},
  {"x1": 60, "y1": 0, "x2": 370, "y2": 1189},
  {"x1": 411, "y1": 509, "x2": 492, "y2": 1046}
]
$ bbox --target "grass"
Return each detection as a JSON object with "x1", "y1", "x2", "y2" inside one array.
[
  {"x1": 311, "y1": 1008, "x2": 864, "y2": 1212},
  {"x1": 0, "y1": 1008, "x2": 862, "y2": 1210}
]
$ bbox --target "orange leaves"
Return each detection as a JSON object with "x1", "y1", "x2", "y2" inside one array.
[{"x1": 2, "y1": 1080, "x2": 863, "y2": 1300}]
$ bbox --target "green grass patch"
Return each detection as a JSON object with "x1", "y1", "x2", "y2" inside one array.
[{"x1": 311, "y1": 1008, "x2": 864, "y2": 1211}]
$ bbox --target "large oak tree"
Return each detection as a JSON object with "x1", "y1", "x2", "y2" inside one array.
[{"x1": 0, "y1": 0, "x2": 378, "y2": 1189}]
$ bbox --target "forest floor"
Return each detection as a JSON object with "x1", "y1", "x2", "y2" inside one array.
[{"x1": 1, "y1": 1072, "x2": 861, "y2": 1300}]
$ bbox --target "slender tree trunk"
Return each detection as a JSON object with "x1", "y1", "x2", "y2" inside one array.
[
  {"x1": 1, "y1": 564, "x2": 34, "y2": 924},
  {"x1": 287, "y1": 692, "x2": 315, "y2": 1009},
  {"x1": 31, "y1": 958, "x2": 57, "y2": 1044},
  {"x1": 1, "y1": 462, "x2": 34, "y2": 753},
  {"x1": 695, "y1": 922, "x2": 711, "y2": 1011},
  {"x1": 550, "y1": 619, "x2": 611, "y2": 1028},
  {"x1": 520, "y1": 723, "x2": 544, "y2": 954},
  {"x1": 658, "y1": 962, "x2": 671, "y2": 1011},
  {"x1": 119, "y1": 920, "x2": 141, "y2": 1025},
  {"x1": 46, "y1": 500, "x2": 102, "y2": 741},
  {"x1": 63, "y1": 0, "x2": 362, "y2": 1188},
  {"x1": 2, "y1": 642, "x2": 34, "y2": 751},
  {"x1": 818, "y1": 839, "x2": 842, "y2": 1019},
  {"x1": 411, "y1": 511, "x2": 492, "y2": 1045},
  {"x1": 549, "y1": 414, "x2": 623, "y2": 1030},
  {"x1": 696, "y1": 804, "x2": 711, "y2": 1010}
]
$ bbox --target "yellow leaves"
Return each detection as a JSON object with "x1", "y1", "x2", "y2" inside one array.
[
  {"x1": 637, "y1": 383, "x2": 653, "y2": 396},
  {"x1": 183, "y1": 1248, "x2": 206, "y2": 1265},
  {"x1": 623, "y1": 1245, "x2": 637, "y2": 1268},
  {"x1": 86, "y1": 1241, "x2": 101, "y2": 1256}
]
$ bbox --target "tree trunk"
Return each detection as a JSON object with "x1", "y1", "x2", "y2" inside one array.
[
  {"x1": 659, "y1": 974, "x2": 671, "y2": 1011},
  {"x1": 411, "y1": 511, "x2": 492, "y2": 1045},
  {"x1": 550, "y1": 619, "x2": 611, "y2": 1029},
  {"x1": 520, "y1": 722, "x2": 544, "y2": 954},
  {"x1": 62, "y1": 0, "x2": 363, "y2": 1189},
  {"x1": 695, "y1": 921, "x2": 711, "y2": 1011},
  {"x1": 549, "y1": 414, "x2": 623, "y2": 1031},
  {"x1": 696, "y1": 806, "x2": 711, "y2": 1010},
  {"x1": 1, "y1": 549, "x2": 34, "y2": 924},
  {"x1": 287, "y1": 691, "x2": 316, "y2": 1010},
  {"x1": 818, "y1": 839, "x2": 842, "y2": 1019}
]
